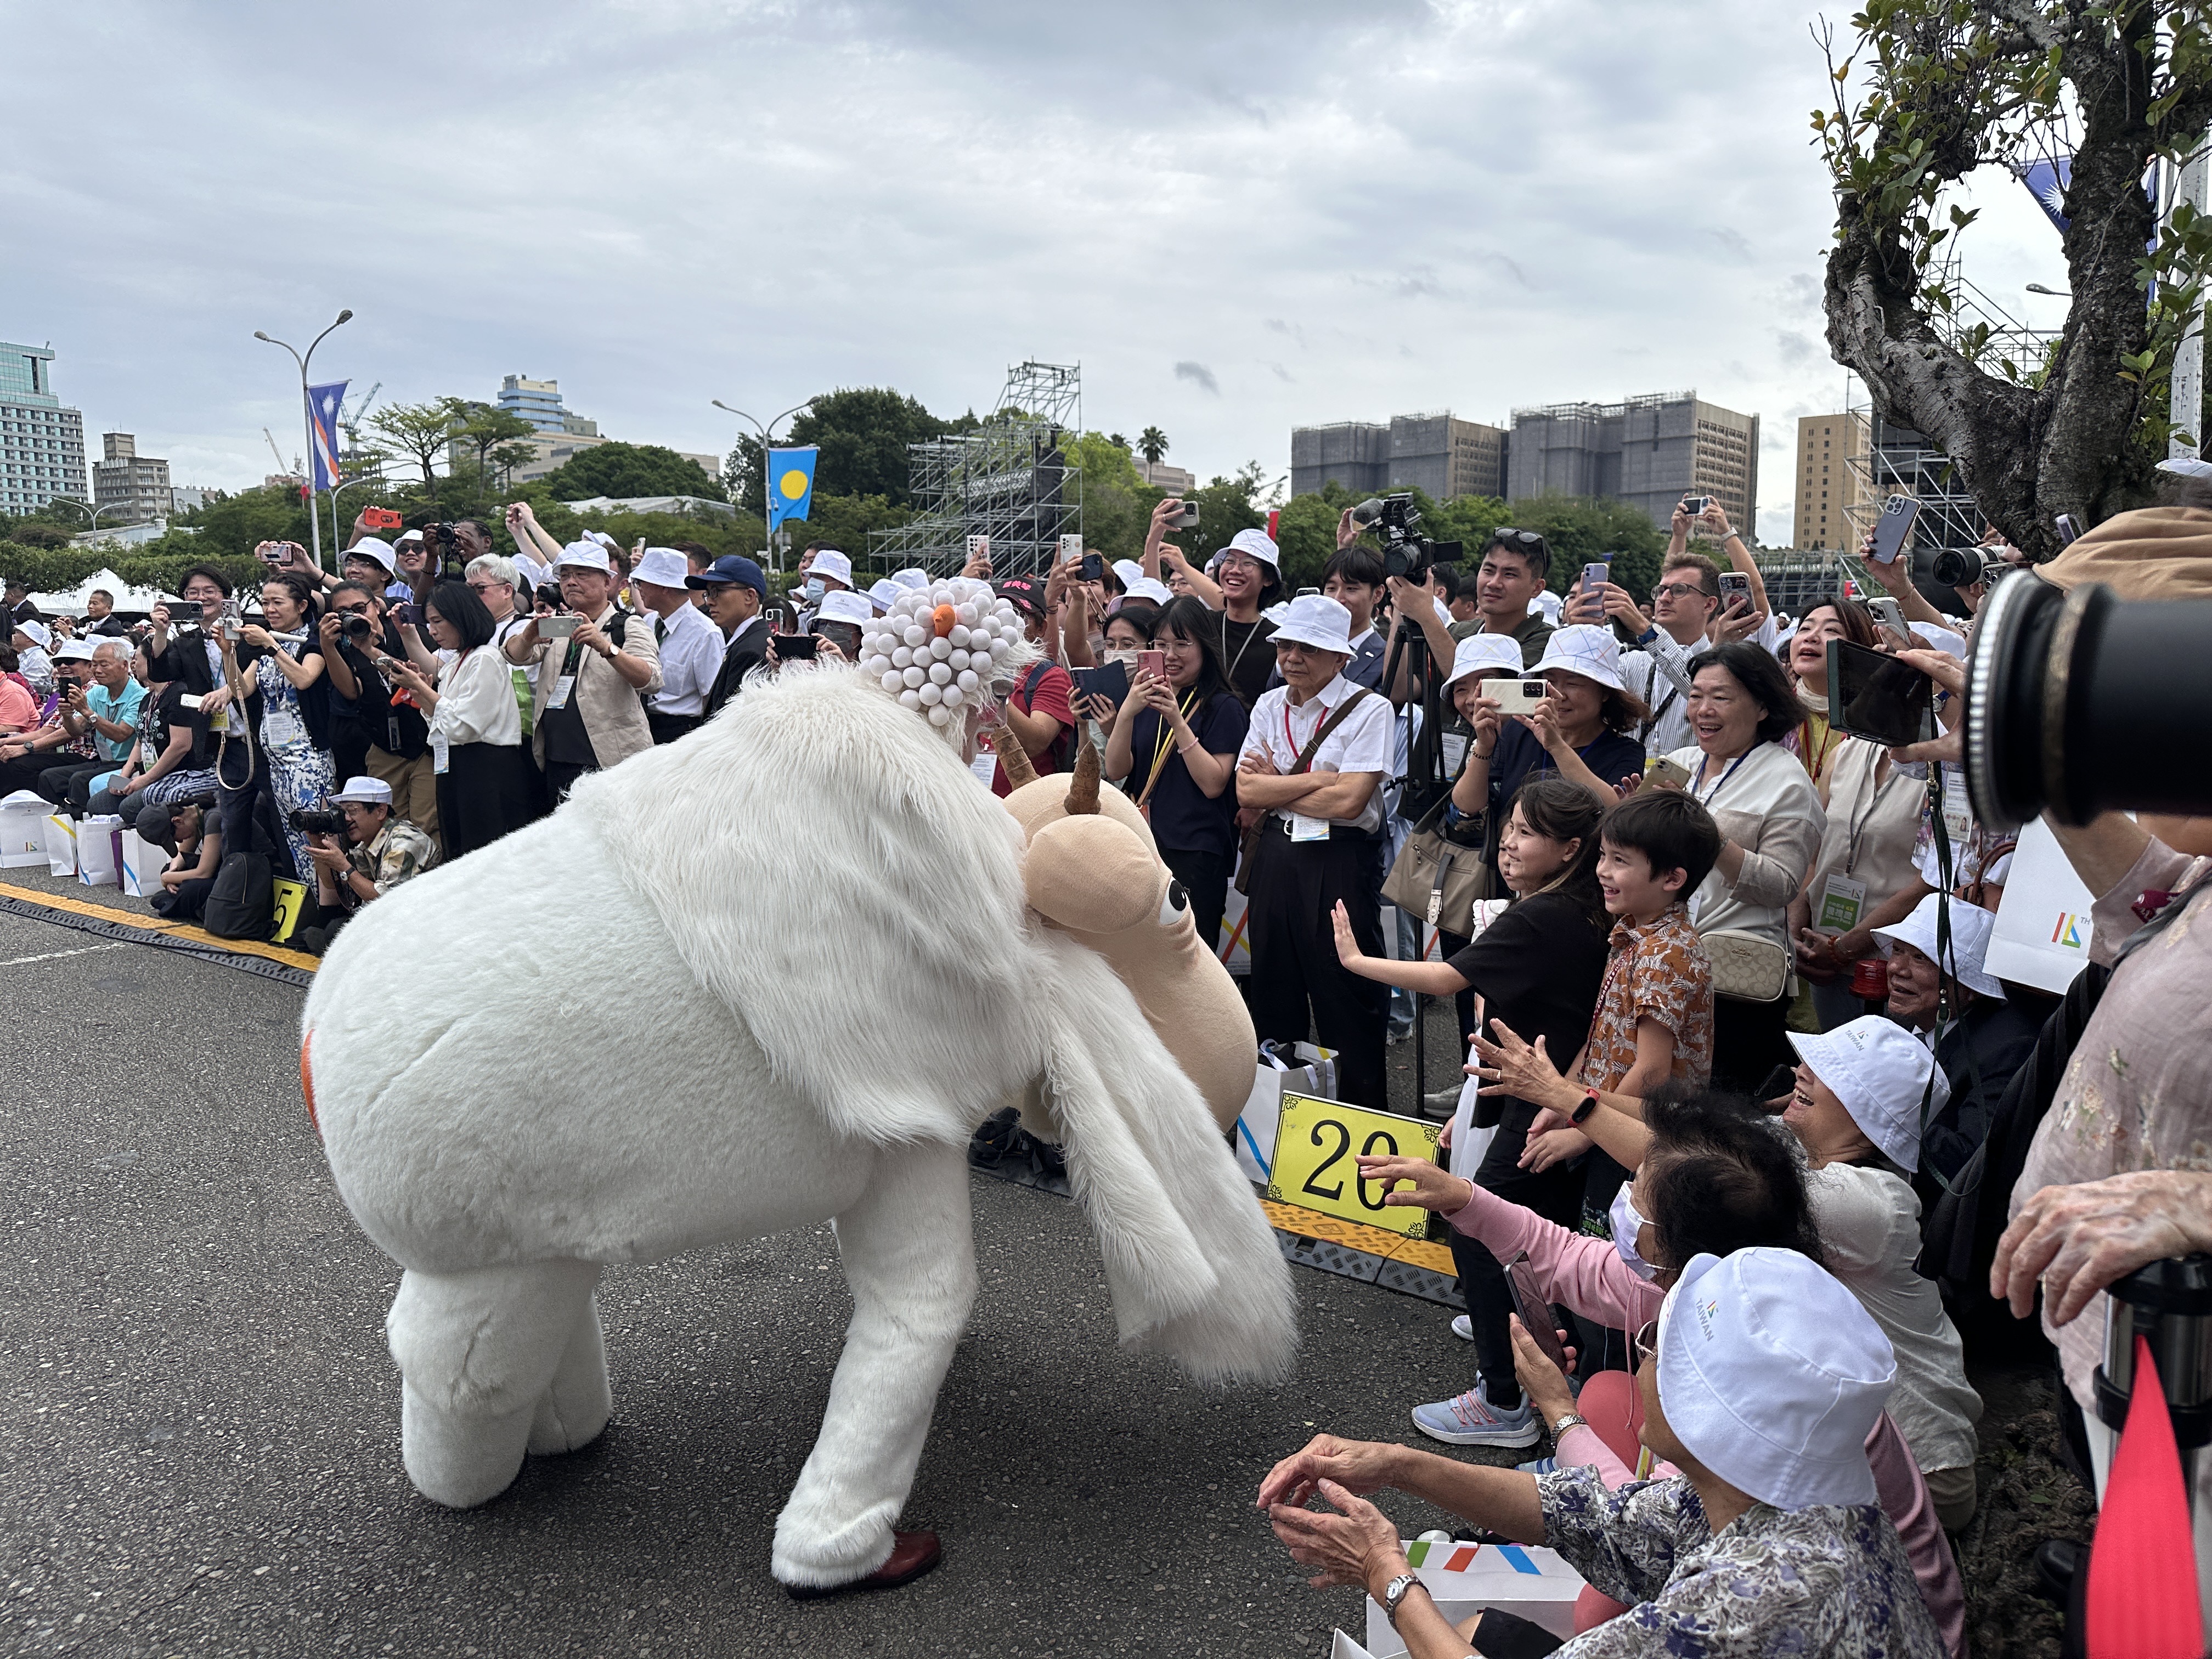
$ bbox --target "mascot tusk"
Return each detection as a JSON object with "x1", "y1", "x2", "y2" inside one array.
[
  {"x1": 992, "y1": 716, "x2": 1039, "y2": 789},
  {"x1": 1062, "y1": 733, "x2": 1100, "y2": 815}
]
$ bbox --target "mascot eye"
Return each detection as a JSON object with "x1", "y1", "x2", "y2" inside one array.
[{"x1": 1158, "y1": 880, "x2": 1189, "y2": 926}]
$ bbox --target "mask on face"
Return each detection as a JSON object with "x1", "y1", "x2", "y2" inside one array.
[
  {"x1": 803, "y1": 578, "x2": 826, "y2": 603},
  {"x1": 1609, "y1": 1185, "x2": 1658, "y2": 1280}
]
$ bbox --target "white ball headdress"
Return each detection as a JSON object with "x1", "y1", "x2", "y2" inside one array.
[{"x1": 855, "y1": 575, "x2": 1029, "y2": 737}]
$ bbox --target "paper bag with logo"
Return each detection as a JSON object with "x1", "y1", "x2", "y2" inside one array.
[
  {"x1": 1, "y1": 789, "x2": 48, "y2": 868},
  {"x1": 77, "y1": 813, "x2": 124, "y2": 888},
  {"x1": 120, "y1": 830, "x2": 166, "y2": 899},
  {"x1": 41, "y1": 813, "x2": 77, "y2": 877}
]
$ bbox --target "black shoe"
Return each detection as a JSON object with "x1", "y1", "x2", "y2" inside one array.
[
  {"x1": 294, "y1": 926, "x2": 329, "y2": 957},
  {"x1": 2033, "y1": 1538, "x2": 2083, "y2": 1605}
]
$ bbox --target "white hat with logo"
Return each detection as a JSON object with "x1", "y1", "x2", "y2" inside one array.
[
  {"x1": 1268, "y1": 593, "x2": 1354, "y2": 656},
  {"x1": 1786, "y1": 1014, "x2": 1950, "y2": 1172},
  {"x1": 1659, "y1": 1248, "x2": 1894, "y2": 1510},
  {"x1": 1441, "y1": 633, "x2": 1526, "y2": 690},
  {"x1": 556, "y1": 540, "x2": 612, "y2": 574},
  {"x1": 1871, "y1": 892, "x2": 2005, "y2": 999},
  {"x1": 629, "y1": 547, "x2": 690, "y2": 590},
  {"x1": 1528, "y1": 624, "x2": 1627, "y2": 692}
]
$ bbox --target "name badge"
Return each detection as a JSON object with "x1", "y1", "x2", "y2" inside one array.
[
  {"x1": 430, "y1": 732, "x2": 450, "y2": 776},
  {"x1": 1816, "y1": 872, "x2": 1868, "y2": 932},
  {"x1": 1287, "y1": 812, "x2": 1330, "y2": 843},
  {"x1": 969, "y1": 749, "x2": 999, "y2": 788},
  {"x1": 546, "y1": 674, "x2": 577, "y2": 710},
  {"x1": 1940, "y1": 765, "x2": 1972, "y2": 842},
  {"x1": 1441, "y1": 732, "x2": 1470, "y2": 777}
]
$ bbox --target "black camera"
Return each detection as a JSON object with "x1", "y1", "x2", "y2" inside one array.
[
  {"x1": 1352, "y1": 494, "x2": 1462, "y2": 583},
  {"x1": 288, "y1": 807, "x2": 348, "y2": 837},
  {"x1": 1965, "y1": 575, "x2": 2212, "y2": 827},
  {"x1": 342, "y1": 614, "x2": 377, "y2": 641},
  {"x1": 1930, "y1": 545, "x2": 2021, "y2": 588}
]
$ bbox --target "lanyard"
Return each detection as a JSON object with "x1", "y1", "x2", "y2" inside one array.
[
  {"x1": 1150, "y1": 691, "x2": 1196, "y2": 778},
  {"x1": 1843, "y1": 760, "x2": 1904, "y2": 876},
  {"x1": 1223, "y1": 613, "x2": 1260, "y2": 680},
  {"x1": 1284, "y1": 697, "x2": 1331, "y2": 761},
  {"x1": 1693, "y1": 746, "x2": 1754, "y2": 802}
]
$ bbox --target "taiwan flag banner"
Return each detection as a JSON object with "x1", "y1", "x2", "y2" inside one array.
[
  {"x1": 768, "y1": 447, "x2": 819, "y2": 529},
  {"x1": 307, "y1": 381, "x2": 348, "y2": 491}
]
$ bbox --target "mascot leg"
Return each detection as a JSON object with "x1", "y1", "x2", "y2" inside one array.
[
  {"x1": 387, "y1": 1257, "x2": 605, "y2": 1509},
  {"x1": 771, "y1": 1142, "x2": 975, "y2": 1588},
  {"x1": 528, "y1": 1283, "x2": 613, "y2": 1456}
]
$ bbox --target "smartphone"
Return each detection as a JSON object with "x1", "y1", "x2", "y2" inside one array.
[
  {"x1": 538, "y1": 616, "x2": 580, "y2": 641},
  {"x1": 1138, "y1": 648, "x2": 1167, "y2": 682},
  {"x1": 1717, "y1": 571, "x2": 1752, "y2": 608},
  {"x1": 1173, "y1": 501, "x2": 1200, "y2": 530},
  {"x1": 1080, "y1": 552, "x2": 1104, "y2": 584},
  {"x1": 1866, "y1": 596, "x2": 1908, "y2": 636},
  {"x1": 362, "y1": 506, "x2": 403, "y2": 532},
  {"x1": 178, "y1": 693, "x2": 204, "y2": 710},
  {"x1": 1059, "y1": 533, "x2": 1085, "y2": 564},
  {"x1": 775, "y1": 633, "x2": 819, "y2": 660},
  {"x1": 2055, "y1": 513, "x2": 2081, "y2": 546},
  {"x1": 965, "y1": 534, "x2": 990, "y2": 563},
  {"x1": 1826, "y1": 637, "x2": 1932, "y2": 747},
  {"x1": 1505, "y1": 1252, "x2": 1570, "y2": 1371},
  {"x1": 256, "y1": 543, "x2": 284, "y2": 566},
  {"x1": 1681, "y1": 495, "x2": 1710, "y2": 517},
  {"x1": 1644, "y1": 754, "x2": 1692, "y2": 789},
  {"x1": 1870, "y1": 495, "x2": 1921, "y2": 564},
  {"x1": 1489, "y1": 678, "x2": 1549, "y2": 715}
]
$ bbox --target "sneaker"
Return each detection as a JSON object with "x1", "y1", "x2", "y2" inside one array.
[
  {"x1": 1449, "y1": 1314, "x2": 1472, "y2": 1342},
  {"x1": 1410, "y1": 1383, "x2": 1540, "y2": 1449},
  {"x1": 1516, "y1": 1456, "x2": 1560, "y2": 1476}
]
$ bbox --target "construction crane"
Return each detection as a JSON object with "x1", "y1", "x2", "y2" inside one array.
[
  {"x1": 262, "y1": 428, "x2": 302, "y2": 483},
  {"x1": 341, "y1": 381, "x2": 383, "y2": 437}
]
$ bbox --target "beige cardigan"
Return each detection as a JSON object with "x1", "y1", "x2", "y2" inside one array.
[{"x1": 523, "y1": 605, "x2": 662, "y2": 772}]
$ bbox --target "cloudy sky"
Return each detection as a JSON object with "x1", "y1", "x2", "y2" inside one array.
[{"x1": 7, "y1": 0, "x2": 2073, "y2": 543}]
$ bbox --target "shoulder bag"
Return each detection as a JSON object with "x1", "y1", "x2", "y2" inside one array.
[
  {"x1": 1232, "y1": 689, "x2": 1372, "y2": 896},
  {"x1": 1704, "y1": 928, "x2": 1792, "y2": 1003},
  {"x1": 1381, "y1": 776, "x2": 1493, "y2": 933}
]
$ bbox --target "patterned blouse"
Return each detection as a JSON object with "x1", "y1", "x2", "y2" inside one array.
[
  {"x1": 1579, "y1": 904, "x2": 1714, "y2": 1091},
  {"x1": 338, "y1": 820, "x2": 440, "y2": 911},
  {"x1": 1538, "y1": 1465, "x2": 1944, "y2": 1657}
]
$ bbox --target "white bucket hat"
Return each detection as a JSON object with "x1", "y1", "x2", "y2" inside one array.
[
  {"x1": 867, "y1": 579, "x2": 904, "y2": 613},
  {"x1": 809, "y1": 549, "x2": 853, "y2": 586},
  {"x1": 815, "y1": 589, "x2": 872, "y2": 628},
  {"x1": 1529, "y1": 624, "x2": 1627, "y2": 693},
  {"x1": 1122, "y1": 576, "x2": 1173, "y2": 606},
  {"x1": 556, "y1": 541, "x2": 612, "y2": 574},
  {"x1": 1111, "y1": 558, "x2": 1146, "y2": 590},
  {"x1": 1268, "y1": 592, "x2": 1354, "y2": 656},
  {"x1": 1787, "y1": 1014, "x2": 1949, "y2": 1172},
  {"x1": 13, "y1": 618, "x2": 50, "y2": 648},
  {"x1": 1532, "y1": 589, "x2": 1564, "y2": 622},
  {"x1": 1441, "y1": 634, "x2": 1525, "y2": 689},
  {"x1": 1872, "y1": 893, "x2": 2005, "y2": 998},
  {"x1": 891, "y1": 568, "x2": 930, "y2": 591},
  {"x1": 346, "y1": 538, "x2": 397, "y2": 574},
  {"x1": 56, "y1": 638, "x2": 98, "y2": 662},
  {"x1": 1660, "y1": 1248, "x2": 1894, "y2": 1511},
  {"x1": 330, "y1": 775, "x2": 394, "y2": 806},
  {"x1": 629, "y1": 547, "x2": 690, "y2": 590},
  {"x1": 1226, "y1": 527, "x2": 1280, "y2": 569}
]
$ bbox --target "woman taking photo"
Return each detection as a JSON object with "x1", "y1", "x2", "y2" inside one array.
[
  {"x1": 1782, "y1": 598, "x2": 1881, "y2": 792},
  {"x1": 1103, "y1": 595, "x2": 1248, "y2": 955},
  {"x1": 1330, "y1": 776, "x2": 1611, "y2": 1449},
  {"x1": 236, "y1": 572, "x2": 334, "y2": 880},
  {"x1": 1655, "y1": 642, "x2": 1825, "y2": 1092},
  {"x1": 381, "y1": 581, "x2": 538, "y2": 859}
]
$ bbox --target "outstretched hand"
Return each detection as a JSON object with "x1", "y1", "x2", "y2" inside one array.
[
  {"x1": 1255, "y1": 1433, "x2": 1400, "y2": 1511},
  {"x1": 1352, "y1": 1152, "x2": 1472, "y2": 1212},
  {"x1": 1268, "y1": 1479, "x2": 1407, "y2": 1592}
]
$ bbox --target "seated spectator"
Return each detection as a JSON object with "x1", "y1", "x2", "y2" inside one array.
[
  {"x1": 628, "y1": 546, "x2": 723, "y2": 744},
  {"x1": 1331, "y1": 776, "x2": 1611, "y2": 1447},
  {"x1": 987, "y1": 577, "x2": 1075, "y2": 792},
  {"x1": 0, "y1": 642, "x2": 97, "y2": 796},
  {"x1": 0, "y1": 645, "x2": 37, "y2": 732},
  {"x1": 1101, "y1": 594, "x2": 1249, "y2": 960},
  {"x1": 692, "y1": 555, "x2": 772, "y2": 715},
  {"x1": 37, "y1": 637, "x2": 144, "y2": 814},
  {"x1": 1452, "y1": 529, "x2": 1554, "y2": 665},
  {"x1": 1870, "y1": 894, "x2": 2037, "y2": 1188},
  {"x1": 380, "y1": 582, "x2": 539, "y2": 859},
  {"x1": 295, "y1": 776, "x2": 439, "y2": 955},
  {"x1": 504, "y1": 541, "x2": 662, "y2": 801},
  {"x1": 143, "y1": 799, "x2": 223, "y2": 924},
  {"x1": 83, "y1": 588, "x2": 128, "y2": 637},
  {"x1": 1656, "y1": 641, "x2": 1827, "y2": 1092},
  {"x1": 1236, "y1": 594, "x2": 1395, "y2": 1108},
  {"x1": 1260, "y1": 1246, "x2": 1942, "y2": 1659},
  {"x1": 89, "y1": 648, "x2": 215, "y2": 829},
  {"x1": 11, "y1": 618, "x2": 55, "y2": 697}
]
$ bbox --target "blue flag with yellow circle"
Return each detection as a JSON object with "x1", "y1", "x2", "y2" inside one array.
[{"x1": 768, "y1": 447, "x2": 819, "y2": 529}]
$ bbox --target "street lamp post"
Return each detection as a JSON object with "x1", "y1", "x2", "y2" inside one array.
[
  {"x1": 710, "y1": 399, "x2": 812, "y2": 577},
  {"x1": 45, "y1": 498, "x2": 138, "y2": 537},
  {"x1": 254, "y1": 310, "x2": 353, "y2": 572}
]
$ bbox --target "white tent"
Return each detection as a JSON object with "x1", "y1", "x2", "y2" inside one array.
[
  {"x1": 28, "y1": 567, "x2": 173, "y2": 618},
  {"x1": 563, "y1": 494, "x2": 737, "y2": 521}
]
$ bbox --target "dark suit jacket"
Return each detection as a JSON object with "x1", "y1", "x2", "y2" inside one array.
[
  {"x1": 706, "y1": 616, "x2": 771, "y2": 715},
  {"x1": 1922, "y1": 995, "x2": 2042, "y2": 1183}
]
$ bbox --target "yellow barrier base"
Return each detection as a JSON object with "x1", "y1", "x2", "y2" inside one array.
[{"x1": 0, "y1": 880, "x2": 321, "y2": 973}]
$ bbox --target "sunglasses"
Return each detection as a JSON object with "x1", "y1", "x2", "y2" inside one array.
[
  {"x1": 1488, "y1": 529, "x2": 1544, "y2": 548},
  {"x1": 1634, "y1": 1319, "x2": 1659, "y2": 1367}
]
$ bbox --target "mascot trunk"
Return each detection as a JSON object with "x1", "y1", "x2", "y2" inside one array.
[{"x1": 301, "y1": 663, "x2": 1294, "y2": 1589}]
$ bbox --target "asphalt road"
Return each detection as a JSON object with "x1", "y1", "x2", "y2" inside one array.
[{"x1": 1, "y1": 891, "x2": 1518, "y2": 1658}]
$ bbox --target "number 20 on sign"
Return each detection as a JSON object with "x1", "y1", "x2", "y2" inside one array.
[{"x1": 1265, "y1": 1092, "x2": 1440, "y2": 1239}]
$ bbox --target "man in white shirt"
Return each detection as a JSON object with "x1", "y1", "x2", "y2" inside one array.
[
  {"x1": 630, "y1": 546, "x2": 725, "y2": 744},
  {"x1": 1236, "y1": 594, "x2": 1397, "y2": 1108},
  {"x1": 1571, "y1": 549, "x2": 1724, "y2": 755}
]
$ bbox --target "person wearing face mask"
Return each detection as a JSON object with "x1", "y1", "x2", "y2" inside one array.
[
  {"x1": 795, "y1": 547, "x2": 853, "y2": 627},
  {"x1": 1353, "y1": 1086, "x2": 1967, "y2": 1657}
]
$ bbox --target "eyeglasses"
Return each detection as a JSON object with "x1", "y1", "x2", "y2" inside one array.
[
  {"x1": 1633, "y1": 1319, "x2": 1659, "y2": 1367},
  {"x1": 1653, "y1": 581, "x2": 1711, "y2": 600}
]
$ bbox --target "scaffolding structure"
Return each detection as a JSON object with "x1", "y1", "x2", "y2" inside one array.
[{"x1": 867, "y1": 361, "x2": 1082, "y2": 578}]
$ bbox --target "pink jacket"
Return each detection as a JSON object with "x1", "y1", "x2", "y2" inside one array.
[{"x1": 1442, "y1": 1181, "x2": 1967, "y2": 1659}]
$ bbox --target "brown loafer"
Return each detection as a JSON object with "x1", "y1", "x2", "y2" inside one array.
[{"x1": 785, "y1": 1530, "x2": 943, "y2": 1600}]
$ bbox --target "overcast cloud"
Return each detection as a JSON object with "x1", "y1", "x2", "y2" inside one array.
[{"x1": 4, "y1": 0, "x2": 2074, "y2": 542}]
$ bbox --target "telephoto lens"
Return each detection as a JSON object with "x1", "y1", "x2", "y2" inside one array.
[{"x1": 1965, "y1": 575, "x2": 2212, "y2": 827}]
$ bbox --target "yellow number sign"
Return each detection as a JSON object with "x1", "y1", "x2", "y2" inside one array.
[{"x1": 1265, "y1": 1092, "x2": 1440, "y2": 1239}]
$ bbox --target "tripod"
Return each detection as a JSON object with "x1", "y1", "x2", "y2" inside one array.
[{"x1": 1381, "y1": 609, "x2": 1452, "y2": 1114}]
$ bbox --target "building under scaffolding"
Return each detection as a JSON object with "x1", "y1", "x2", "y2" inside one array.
[{"x1": 867, "y1": 361, "x2": 1082, "y2": 579}]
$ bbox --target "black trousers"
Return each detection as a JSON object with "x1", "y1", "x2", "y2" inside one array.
[
  {"x1": 1245, "y1": 822, "x2": 1388, "y2": 1109},
  {"x1": 1161, "y1": 845, "x2": 1231, "y2": 967},
  {"x1": 645, "y1": 709, "x2": 705, "y2": 746},
  {"x1": 1448, "y1": 1101, "x2": 1589, "y2": 1409},
  {"x1": 1711, "y1": 988, "x2": 1794, "y2": 1095},
  {"x1": 543, "y1": 759, "x2": 594, "y2": 804},
  {"x1": 36, "y1": 761, "x2": 109, "y2": 812}
]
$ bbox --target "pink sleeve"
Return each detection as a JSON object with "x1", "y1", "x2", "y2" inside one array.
[
  {"x1": 1555, "y1": 1425, "x2": 1638, "y2": 1489},
  {"x1": 2090, "y1": 837, "x2": 2204, "y2": 966},
  {"x1": 1438, "y1": 1181, "x2": 1663, "y2": 1333},
  {"x1": 1866, "y1": 1412, "x2": 1967, "y2": 1659}
]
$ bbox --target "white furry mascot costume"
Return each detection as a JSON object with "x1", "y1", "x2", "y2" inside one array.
[{"x1": 300, "y1": 577, "x2": 1294, "y2": 1594}]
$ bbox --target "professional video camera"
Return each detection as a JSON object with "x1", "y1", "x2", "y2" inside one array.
[
  {"x1": 1930, "y1": 545, "x2": 2022, "y2": 589},
  {"x1": 1965, "y1": 575, "x2": 2212, "y2": 827},
  {"x1": 288, "y1": 806, "x2": 348, "y2": 837},
  {"x1": 1352, "y1": 494, "x2": 1462, "y2": 583}
]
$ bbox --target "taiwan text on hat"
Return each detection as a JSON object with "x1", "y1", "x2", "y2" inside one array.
[
  {"x1": 1268, "y1": 593, "x2": 1354, "y2": 656},
  {"x1": 1871, "y1": 892, "x2": 2004, "y2": 998},
  {"x1": 1226, "y1": 527, "x2": 1280, "y2": 569},
  {"x1": 630, "y1": 547, "x2": 690, "y2": 590},
  {"x1": 557, "y1": 540, "x2": 612, "y2": 574},
  {"x1": 1787, "y1": 1015, "x2": 1948, "y2": 1173},
  {"x1": 1529, "y1": 624, "x2": 1627, "y2": 692},
  {"x1": 686, "y1": 555, "x2": 766, "y2": 597},
  {"x1": 13, "y1": 618, "x2": 50, "y2": 648},
  {"x1": 346, "y1": 538, "x2": 398, "y2": 574},
  {"x1": 1659, "y1": 1248, "x2": 1893, "y2": 1510},
  {"x1": 810, "y1": 549, "x2": 853, "y2": 587},
  {"x1": 815, "y1": 589, "x2": 872, "y2": 628},
  {"x1": 1442, "y1": 633, "x2": 1525, "y2": 689},
  {"x1": 331, "y1": 776, "x2": 394, "y2": 806}
]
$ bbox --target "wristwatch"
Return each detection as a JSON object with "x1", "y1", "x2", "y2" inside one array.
[
  {"x1": 1380, "y1": 1572, "x2": 1426, "y2": 1628},
  {"x1": 1568, "y1": 1086, "x2": 1601, "y2": 1126},
  {"x1": 1550, "y1": 1410, "x2": 1589, "y2": 1437},
  {"x1": 1637, "y1": 625, "x2": 1659, "y2": 644}
]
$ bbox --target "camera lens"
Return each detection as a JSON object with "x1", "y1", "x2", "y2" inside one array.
[{"x1": 1965, "y1": 575, "x2": 2212, "y2": 827}]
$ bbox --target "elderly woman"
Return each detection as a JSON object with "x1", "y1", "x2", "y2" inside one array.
[
  {"x1": 1259, "y1": 1246, "x2": 1943, "y2": 1659},
  {"x1": 1451, "y1": 625, "x2": 1649, "y2": 848},
  {"x1": 1235, "y1": 593, "x2": 1396, "y2": 1108},
  {"x1": 1652, "y1": 641, "x2": 1825, "y2": 1092}
]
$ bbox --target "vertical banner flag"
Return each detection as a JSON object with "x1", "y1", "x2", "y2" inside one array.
[
  {"x1": 2014, "y1": 155, "x2": 2073, "y2": 234},
  {"x1": 307, "y1": 381, "x2": 348, "y2": 492},
  {"x1": 768, "y1": 447, "x2": 819, "y2": 529}
]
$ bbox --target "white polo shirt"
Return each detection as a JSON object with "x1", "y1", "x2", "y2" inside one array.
[
  {"x1": 1238, "y1": 673, "x2": 1393, "y2": 835},
  {"x1": 647, "y1": 600, "x2": 725, "y2": 718}
]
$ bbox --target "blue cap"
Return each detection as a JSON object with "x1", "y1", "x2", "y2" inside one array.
[{"x1": 687, "y1": 555, "x2": 767, "y2": 597}]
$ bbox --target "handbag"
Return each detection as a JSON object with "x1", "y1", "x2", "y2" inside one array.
[
  {"x1": 1704, "y1": 927, "x2": 1792, "y2": 1003},
  {"x1": 1381, "y1": 792, "x2": 1493, "y2": 930},
  {"x1": 1232, "y1": 690, "x2": 1373, "y2": 896}
]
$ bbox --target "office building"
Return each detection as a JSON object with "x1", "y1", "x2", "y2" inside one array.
[
  {"x1": 1138, "y1": 459, "x2": 1194, "y2": 494},
  {"x1": 0, "y1": 341, "x2": 89, "y2": 512},
  {"x1": 1792, "y1": 412, "x2": 1869, "y2": 550},
  {"x1": 1508, "y1": 392, "x2": 1760, "y2": 533},
  {"x1": 92, "y1": 433, "x2": 173, "y2": 525},
  {"x1": 498, "y1": 374, "x2": 596, "y2": 436},
  {"x1": 171, "y1": 484, "x2": 219, "y2": 515},
  {"x1": 1289, "y1": 411, "x2": 1508, "y2": 500}
]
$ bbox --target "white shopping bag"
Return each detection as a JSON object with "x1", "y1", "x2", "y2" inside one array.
[
  {"x1": 1362, "y1": 1539, "x2": 1586, "y2": 1655},
  {"x1": 1984, "y1": 817, "x2": 2100, "y2": 994},
  {"x1": 120, "y1": 830, "x2": 166, "y2": 899},
  {"x1": 41, "y1": 813, "x2": 77, "y2": 877},
  {"x1": 77, "y1": 813, "x2": 123, "y2": 888},
  {"x1": 1, "y1": 789, "x2": 47, "y2": 868},
  {"x1": 1236, "y1": 1042, "x2": 1337, "y2": 1184}
]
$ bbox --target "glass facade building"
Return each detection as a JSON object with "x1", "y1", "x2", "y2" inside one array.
[
  {"x1": 0, "y1": 341, "x2": 90, "y2": 511},
  {"x1": 499, "y1": 374, "x2": 569, "y2": 433}
]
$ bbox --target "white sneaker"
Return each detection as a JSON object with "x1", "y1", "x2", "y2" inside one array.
[{"x1": 1449, "y1": 1314, "x2": 1472, "y2": 1342}]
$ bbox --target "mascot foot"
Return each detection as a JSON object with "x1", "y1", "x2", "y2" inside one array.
[{"x1": 784, "y1": 1531, "x2": 942, "y2": 1600}]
